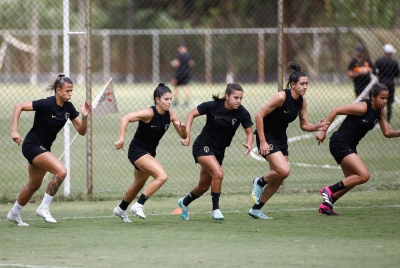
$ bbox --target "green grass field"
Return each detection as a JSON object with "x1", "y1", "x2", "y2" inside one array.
[
  {"x1": 1, "y1": 82, "x2": 400, "y2": 200},
  {"x1": 1, "y1": 191, "x2": 400, "y2": 267}
]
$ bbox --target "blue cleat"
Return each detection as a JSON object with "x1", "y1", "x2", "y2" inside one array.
[
  {"x1": 248, "y1": 208, "x2": 273, "y2": 220},
  {"x1": 178, "y1": 198, "x2": 189, "y2": 221},
  {"x1": 212, "y1": 209, "x2": 224, "y2": 221},
  {"x1": 251, "y1": 178, "x2": 264, "y2": 205}
]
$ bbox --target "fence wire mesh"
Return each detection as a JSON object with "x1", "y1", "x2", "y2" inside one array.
[{"x1": 1, "y1": 0, "x2": 400, "y2": 200}]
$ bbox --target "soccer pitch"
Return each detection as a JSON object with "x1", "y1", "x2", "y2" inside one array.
[{"x1": 1, "y1": 82, "x2": 400, "y2": 199}]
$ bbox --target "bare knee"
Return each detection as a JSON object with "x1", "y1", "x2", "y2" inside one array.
[
  {"x1": 276, "y1": 166, "x2": 290, "y2": 180},
  {"x1": 358, "y1": 172, "x2": 370, "y2": 184},
  {"x1": 156, "y1": 173, "x2": 168, "y2": 184},
  {"x1": 212, "y1": 170, "x2": 224, "y2": 183},
  {"x1": 55, "y1": 168, "x2": 67, "y2": 180}
]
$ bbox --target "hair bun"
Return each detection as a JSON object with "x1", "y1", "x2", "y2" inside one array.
[
  {"x1": 158, "y1": 83, "x2": 165, "y2": 87},
  {"x1": 289, "y1": 62, "x2": 301, "y2": 72}
]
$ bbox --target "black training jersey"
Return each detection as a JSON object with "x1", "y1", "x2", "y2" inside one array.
[
  {"x1": 348, "y1": 58, "x2": 373, "y2": 93},
  {"x1": 129, "y1": 106, "x2": 171, "y2": 156},
  {"x1": 330, "y1": 99, "x2": 381, "y2": 148},
  {"x1": 176, "y1": 52, "x2": 192, "y2": 78},
  {"x1": 195, "y1": 100, "x2": 253, "y2": 154},
  {"x1": 257, "y1": 89, "x2": 303, "y2": 143},
  {"x1": 375, "y1": 56, "x2": 399, "y2": 87},
  {"x1": 24, "y1": 96, "x2": 79, "y2": 149}
]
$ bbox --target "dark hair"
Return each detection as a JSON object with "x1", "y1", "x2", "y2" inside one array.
[
  {"x1": 369, "y1": 83, "x2": 388, "y2": 98},
  {"x1": 212, "y1": 83, "x2": 243, "y2": 101},
  {"x1": 153, "y1": 83, "x2": 172, "y2": 105},
  {"x1": 286, "y1": 62, "x2": 307, "y2": 88},
  {"x1": 45, "y1": 73, "x2": 73, "y2": 94}
]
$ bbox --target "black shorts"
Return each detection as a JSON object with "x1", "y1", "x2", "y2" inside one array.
[
  {"x1": 175, "y1": 75, "x2": 190, "y2": 86},
  {"x1": 256, "y1": 136, "x2": 288, "y2": 158},
  {"x1": 22, "y1": 141, "x2": 49, "y2": 164},
  {"x1": 192, "y1": 140, "x2": 224, "y2": 166},
  {"x1": 128, "y1": 148, "x2": 152, "y2": 171},
  {"x1": 329, "y1": 139, "x2": 357, "y2": 165}
]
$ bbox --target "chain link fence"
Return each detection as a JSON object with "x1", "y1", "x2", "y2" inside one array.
[{"x1": 1, "y1": 0, "x2": 400, "y2": 200}]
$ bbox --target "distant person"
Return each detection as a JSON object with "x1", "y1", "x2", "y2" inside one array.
[
  {"x1": 8, "y1": 73, "x2": 92, "y2": 226},
  {"x1": 347, "y1": 45, "x2": 373, "y2": 98},
  {"x1": 317, "y1": 83, "x2": 400, "y2": 215},
  {"x1": 178, "y1": 84, "x2": 253, "y2": 221},
  {"x1": 374, "y1": 44, "x2": 399, "y2": 124},
  {"x1": 171, "y1": 43, "x2": 194, "y2": 107},
  {"x1": 113, "y1": 83, "x2": 187, "y2": 222},
  {"x1": 250, "y1": 63, "x2": 329, "y2": 219}
]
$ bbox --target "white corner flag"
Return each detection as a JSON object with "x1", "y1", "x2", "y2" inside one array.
[{"x1": 92, "y1": 77, "x2": 119, "y2": 118}]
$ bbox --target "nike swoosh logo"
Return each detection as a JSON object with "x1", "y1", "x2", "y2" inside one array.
[
  {"x1": 151, "y1": 125, "x2": 157, "y2": 128},
  {"x1": 284, "y1": 111, "x2": 290, "y2": 113},
  {"x1": 214, "y1": 116, "x2": 221, "y2": 119},
  {"x1": 363, "y1": 119, "x2": 368, "y2": 122},
  {"x1": 52, "y1": 115, "x2": 56, "y2": 118}
]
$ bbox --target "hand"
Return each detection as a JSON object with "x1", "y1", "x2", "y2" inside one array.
[
  {"x1": 175, "y1": 122, "x2": 186, "y2": 133},
  {"x1": 258, "y1": 141, "x2": 270, "y2": 156},
  {"x1": 114, "y1": 139, "x2": 124, "y2": 151},
  {"x1": 80, "y1": 101, "x2": 92, "y2": 117},
  {"x1": 316, "y1": 131, "x2": 326, "y2": 146},
  {"x1": 181, "y1": 137, "x2": 190, "y2": 146},
  {"x1": 11, "y1": 131, "x2": 22, "y2": 146},
  {"x1": 315, "y1": 118, "x2": 330, "y2": 132},
  {"x1": 242, "y1": 143, "x2": 252, "y2": 155}
]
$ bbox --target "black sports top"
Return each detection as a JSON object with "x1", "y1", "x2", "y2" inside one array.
[
  {"x1": 257, "y1": 89, "x2": 303, "y2": 143},
  {"x1": 195, "y1": 100, "x2": 253, "y2": 154},
  {"x1": 24, "y1": 96, "x2": 79, "y2": 149},
  {"x1": 330, "y1": 99, "x2": 381, "y2": 148},
  {"x1": 129, "y1": 106, "x2": 171, "y2": 156}
]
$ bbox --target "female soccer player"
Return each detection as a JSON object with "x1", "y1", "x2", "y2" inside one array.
[
  {"x1": 250, "y1": 63, "x2": 329, "y2": 219},
  {"x1": 178, "y1": 83, "x2": 253, "y2": 221},
  {"x1": 317, "y1": 83, "x2": 400, "y2": 215},
  {"x1": 7, "y1": 73, "x2": 91, "y2": 226},
  {"x1": 113, "y1": 83, "x2": 187, "y2": 222}
]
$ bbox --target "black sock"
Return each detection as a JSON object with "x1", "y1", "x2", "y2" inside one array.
[
  {"x1": 119, "y1": 199, "x2": 130, "y2": 210},
  {"x1": 252, "y1": 201, "x2": 265, "y2": 210},
  {"x1": 137, "y1": 194, "x2": 149, "y2": 205},
  {"x1": 257, "y1": 176, "x2": 267, "y2": 187},
  {"x1": 332, "y1": 196, "x2": 338, "y2": 204},
  {"x1": 183, "y1": 191, "x2": 198, "y2": 206},
  {"x1": 329, "y1": 181, "x2": 345, "y2": 194},
  {"x1": 211, "y1": 192, "x2": 220, "y2": 210}
]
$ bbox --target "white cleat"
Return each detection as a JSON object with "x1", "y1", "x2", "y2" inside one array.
[
  {"x1": 130, "y1": 204, "x2": 146, "y2": 219},
  {"x1": 212, "y1": 209, "x2": 225, "y2": 221},
  {"x1": 7, "y1": 211, "x2": 29, "y2": 226},
  {"x1": 36, "y1": 207, "x2": 57, "y2": 223},
  {"x1": 113, "y1": 206, "x2": 132, "y2": 223}
]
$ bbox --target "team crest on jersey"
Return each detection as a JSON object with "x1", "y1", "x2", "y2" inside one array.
[
  {"x1": 204, "y1": 146, "x2": 209, "y2": 153},
  {"x1": 165, "y1": 124, "x2": 170, "y2": 131},
  {"x1": 232, "y1": 118, "x2": 237, "y2": 125},
  {"x1": 65, "y1": 112, "x2": 70, "y2": 120}
]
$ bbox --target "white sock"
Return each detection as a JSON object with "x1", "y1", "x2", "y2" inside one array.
[
  {"x1": 39, "y1": 193, "x2": 54, "y2": 209},
  {"x1": 11, "y1": 202, "x2": 24, "y2": 214}
]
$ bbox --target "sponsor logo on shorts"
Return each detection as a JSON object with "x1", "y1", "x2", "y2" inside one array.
[
  {"x1": 269, "y1": 144, "x2": 273, "y2": 151},
  {"x1": 40, "y1": 146, "x2": 46, "y2": 151},
  {"x1": 232, "y1": 118, "x2": 237, "y2": 125},
  {"x1": 65, "y1": 112, "x2": 70, "y2": 120},
  {"x1": 165, "y1": 124, "x2": 170, "y2": 131},
  {"x1": 204, "y1": 146, "x2": 209, "y2": 153}
]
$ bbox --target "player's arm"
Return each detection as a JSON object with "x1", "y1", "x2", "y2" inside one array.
[
  {"x1": 170, "y1": 110, "x2": 187, "y2": 139},
  {"x1": 299, "y1": 97, "x2": 329, "y2": 132},
  {"x1": 181, "y1": 107, "x2": 201, "y2": 146},
  {"x1": 242, "y1": 126, "x2": 254, "y2": 155},
  {"x1": 71, "y1": 101, "x2": 92, "y2": 136},
  {"x1": 189, "y1": 59, "x2": 195, "y2": 68},
  {"x1": 114, "y1": 108, "x2": 154, "y2": 150},
  {"x1": 11, "y1": 101, "x2": 33, "y2": 146},
  {"x1": 378, "y1": 109, "x2": 400, "y2": 138},
  {"x1": 255, "y1": 91, "x2": 285, "y2": 155}
]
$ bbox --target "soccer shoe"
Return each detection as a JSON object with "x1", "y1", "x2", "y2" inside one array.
[
  {"x1": 113, "y1": 206, "x2": 132, "y2": 223},
  {"x1": 212, "y1": 209, "x2": 224, "y2": 221},
  {"x1": 36, "y1": 207, "x2": 57, "y2": 223},
  {"x1": 251, "y1": 178, "x2": 263, "y2": 205},
  {"x1": 248, "y1": 208, "x2": 273, "y2": 220},
  {"x1": 130, "y1": 203, "x2": 146, "y2": 219},
  {"x1": 319, "y1": 186, "x2": 333, "y2": 209},
  {"x1": 7, "y1": 211, "x2": 29, "y2": 226},
  {"x1": 178, "y1": 198, "x2": 189, "y2": 221},
  {"x1": 318, "y1": 203, "x2": 340, "y2": 216}
]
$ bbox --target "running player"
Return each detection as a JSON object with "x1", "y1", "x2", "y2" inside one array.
[
  {"x1": 250, "y1": 63, "x2": 329, "y2": 219},
  {"x1": 113, "y1": 83, "x2": 187, "y2": 222},
  {"x1": 178, "y1": 83, "x2": 253, "y2": 221},
  {"x1": 7, "y1": 73, "x2": 92, "y2": 226},
  {"x1": 317, "y1": 83, "x2": 400, "y2": 215}
]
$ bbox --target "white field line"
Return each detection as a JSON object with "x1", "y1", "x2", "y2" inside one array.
[{"x1": 1, "y1": 204, "x2": 399, "y2": 223}]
